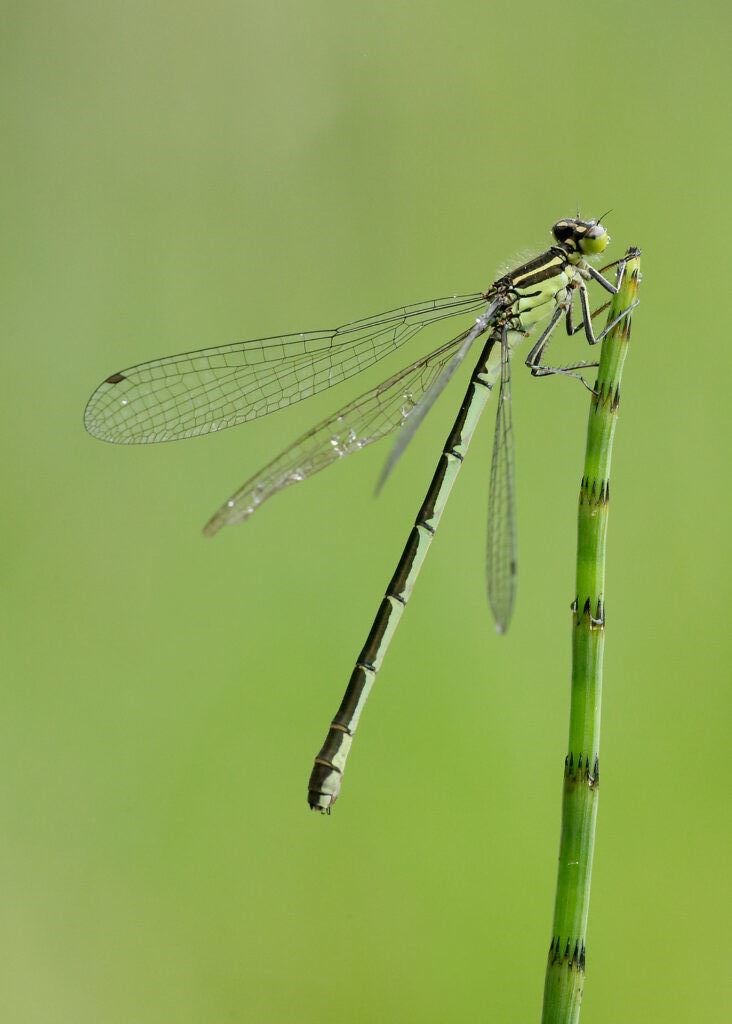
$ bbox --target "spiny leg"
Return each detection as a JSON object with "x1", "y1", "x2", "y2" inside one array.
[
  {"x1": 592, "y1": 255, "x2": 625, "y2": 281},
  {"x1": 586, "y1": 263, "x2": 621, "y2": 295},
  {"x1": 527, "y1": 253, "x2": 639, "y2": 380},
  {"x1": 577, "y1": 281, "x2": 639, "y2": 346},
  {"x1": 585, "y1": 251, "x2": 633, "y2": 295},
  {"x1": 579, "y1": 252, "x2": 640, "y2": 339},
  {"x1": 565, "y1": 297, "x2": 611, "y2": 336},
  {"x1": 525, "y1": 304, "x2": 565, "y2": 374},
  {"x1": 525, "y1": 293, "x2": 599, "y2": 382}
]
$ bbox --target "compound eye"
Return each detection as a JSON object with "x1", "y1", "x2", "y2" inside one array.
[{"x1": 579, "y1": 224, "x2": 609, "y2": 255}]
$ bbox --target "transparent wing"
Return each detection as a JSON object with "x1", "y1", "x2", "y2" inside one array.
[
  {"x1": 376, "y1": 298, "x2": 500, "y2": 491},
  {"x1": 486, "y1": 327, "x2": 517, "y2": 633},
  {"x1": 203, "y1": 333, "x2": 469, "y2": 536},
  {"x1": 84, "y1": 293, "x2": 486, "y2": 444}
]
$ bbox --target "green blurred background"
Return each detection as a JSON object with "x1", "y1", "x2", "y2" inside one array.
[{"x1": 3, "y1": 2, "x2": 730, "y2": 1021}]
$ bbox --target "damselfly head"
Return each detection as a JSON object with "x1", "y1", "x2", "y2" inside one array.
[{"x1": 552, "y1": 217, "x2": 610, "y2": 256}]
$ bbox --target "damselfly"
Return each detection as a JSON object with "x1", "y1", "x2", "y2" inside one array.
[{"x1": 85, "y1": 217, "x2": 637, "y2": 812}]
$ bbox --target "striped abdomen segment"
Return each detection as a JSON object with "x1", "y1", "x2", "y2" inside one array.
[{"x1": 308, "y1": 332, "x2": 500, "y2": 811}]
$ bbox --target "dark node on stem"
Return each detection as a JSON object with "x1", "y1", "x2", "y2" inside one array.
[
  {"x1": 574, "y1": 596, "x2": 605, "y2": 630},
  {"x1": 548, "y1": 936, "x2": 587, "y2": 973},
  {"x1": 579, "y1": 476, "x2": 610, "y2": 507},
  {"x1": 593, "y1": 380, "x2": 618, "y2": 411},
  {"x1": 590, "y1": 598, "x2": 605, "y2": 630},
  {"x1": 565, "y1": 752, "x2": 600, "y2": 787},
  {"x1": 593, "y1": 380, "x2": 621, "y2": 411},
  {"x1": 564, "y1": 752, "x2": 580, "y2": 781}
]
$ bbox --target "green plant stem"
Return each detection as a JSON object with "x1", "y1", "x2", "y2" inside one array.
[{"x1": 541, "y1": 250, "x2": 641, "y2": 1024}]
